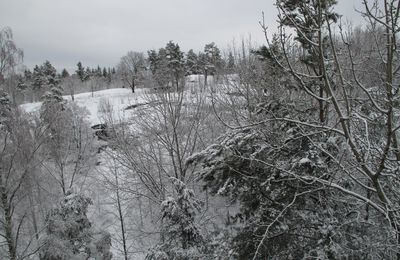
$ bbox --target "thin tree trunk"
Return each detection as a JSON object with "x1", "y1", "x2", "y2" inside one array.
[
  {"x1": 115, "y1": 171, "x2": 128, "y2": 260},
  {"x1": 1, "y1": 190, "x2": 17, "y2": 260},
  {"x1": 319, "y1": 85, "x2": 324, "y2": 123},
  {"x1": 131, "y1": 78, "x2": 135, "y2": 93}
]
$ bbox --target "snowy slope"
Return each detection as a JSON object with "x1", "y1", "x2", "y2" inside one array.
[{"x1": 20, "y1": 88, "x2": 145, "y2": 125}]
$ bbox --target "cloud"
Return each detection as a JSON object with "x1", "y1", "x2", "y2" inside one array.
[{"x1": 0, "y1": 0, "x2": 363, "y2": 72}]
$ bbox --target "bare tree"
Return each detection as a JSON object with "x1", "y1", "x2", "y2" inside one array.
[
  {"x1": 0, "y1": 27, "x2": 23, "y2": 82},
  {"x1": 117, "y1": 51, "x2": 145, "y2": 93},
  {"x1": 41, "y1": 102, "x2": 95, "y2": 195},
  {"x1": 60, "y1": 75, "x2": 80, "y2": 101},
  {"x1": 0, "y1": 91, "x2": 46, "y2": 260}
]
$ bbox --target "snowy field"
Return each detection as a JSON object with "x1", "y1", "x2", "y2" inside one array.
[
  {"x1": 20, "y1": 88, "x2": 146, "y2": 125},
  {"x1": 20, "y1": 75, "x2": 218, "y2": 125}
]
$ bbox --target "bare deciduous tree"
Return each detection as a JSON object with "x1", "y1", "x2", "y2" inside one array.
[{"x1": 117, "y1": 51, "x2": 146, "y2": 93}]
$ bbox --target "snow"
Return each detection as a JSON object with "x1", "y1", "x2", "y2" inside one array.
[
  {"x1": 20, "y1": 88, "x2": 145, "y2": 125},
  {"x1": 299, "y1": 157, "x2": 312, "y2": 165}
]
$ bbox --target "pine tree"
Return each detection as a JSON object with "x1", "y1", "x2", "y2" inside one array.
[
  {"x1": 106, "y1": 68, "x2": 112, "y2": 83},
  {"x1": 199, "y1": 42, "x2": 222, "y2": 85},
  {"x1": 163, "y1": 41, "x2": 185, "y2": 89},
  {"x1": 226, "y1": 51, "x2": 235, "y2": 73},
  {"x1": 146, "y1": 178, "x2": 205, "y2": 260},
  {"x1": 278, "y1": 0, "x2": 338, "y2": 122},
  {"x1": 0, "y1": 90, "x2": 11, "y2": 128},
  {"x1": 147, "y1": 49, "x2": 158, "y2": 75},
  {"x1": 96, "y1": 65, "x2": 102, "y2": 77},
  {"x1": 31, "y1": 61, "x2": 60, "y2": 93},
  {"x1": 85, "y1": 67, "x2": 92, "y2": 80},
  {"x1": 76, "y1": 62, "x2": 86, "y2": 82},
  {"x1": 40, "y1": 191, "x2": 112, "y2": 260},
  {"x1": 185, "y1": 49, "x2": 199, "y2": 75},
  {"x1": 40, "y1": 64, "x2": 65, "y2": 127},
  {"x1": 61, "y1": 68, "x2": 69, "y2": 78}
]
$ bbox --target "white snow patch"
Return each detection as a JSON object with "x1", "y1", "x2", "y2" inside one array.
[
  {"x1": 299, "y1": 157, "x2": 312, "y2": 165},
  {"x1": 20, "y1": 88, "x2": 146, "y2": 125}
]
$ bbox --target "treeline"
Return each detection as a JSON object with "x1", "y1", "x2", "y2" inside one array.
[{"x1": 1, "y1": 38, "x2": 232, "y2": 105}]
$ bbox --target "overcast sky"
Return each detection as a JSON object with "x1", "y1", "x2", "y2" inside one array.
[{"x1": 0, "y1": 0, "x2": 363, "y2": 72}]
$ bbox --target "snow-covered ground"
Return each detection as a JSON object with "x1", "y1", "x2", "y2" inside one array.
[{"x1": 20, "y1": 88, "x2": 146, "y2": 125}]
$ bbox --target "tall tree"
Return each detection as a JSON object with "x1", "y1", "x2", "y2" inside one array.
[
  {"x1": 185, "y1": 49, "x2": 200, "y2": 75},
  {"x1": 165, "y1": 41, "x2": 185, "y2": 90},
  {"x1": 278, "y1": 0, "x2": 338, "y2": 122},
  {"x1": 199, "y1": 42, "x2": 222, "y2": 86},
  {"x1": 0, "y1": 27, "x2": 23, "y2": 82},
  {"x1": 0, "y1": 90, "x2": 45, "y2": 260},
  {"x1": 117, "y1": 51, "x2": 145, "y2": 93},
  {"x1": 76, "y1": 61, "x2": 86, "y2": 82},
  {"x1": 61, "y1": 68, "x2": 69, "y2": 78}
]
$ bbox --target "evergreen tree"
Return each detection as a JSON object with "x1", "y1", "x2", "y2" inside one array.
[
  {"x1": 85, "y1": 67, "x2": 91, "y2": 80},
  {"x1": 61, "y1": 68, "x2": 69, "y2": 78},
  {"x1": 76, "y1": 62, "x2": 86, "y2": 82},
  {"x1": 146, "y1": 178, "x2": 205, "y2": 260},
  {"x1": 24, "y1": 69, "x2": 32, "y2": 80},
  {"x1": 39, "y1": 63, "x2": 65, "y2": 128},
  {"x1": 40, "y1": 191, "x2": 112, "y2": 260},
  {"x1": 106, "y1": 68, "x2": 112, "y2": 83},
  {"x1": 278, "y1": 0, "x2": 338, "y2": 122},
  {"x1": 185, "y1": 49, "x2": 199, "y2": 75},
  {"x1": 199, "y1": 42, "x2": 222, "y2": 85},
  {"x1": 32, "y1": 61, "x2": 59, "y2": 91},
  {"x1": 226, "y1": 51, "x2": 235, "y2": 73},
  {"x1": 96, "y1": 65, "x2": 102, "y2": 77},
  {"x1": 188, "y1": 126, "x2": 352, "y2": 259},
  {"x1": 162, "y1": 41, "x2": 185, "y2": 89},
  {"x1": 147, "y1": 49, "x2": 158, "y2": 75},
  {"x1": 0, "y1": 89, "x2": 11, "y2": 127}
]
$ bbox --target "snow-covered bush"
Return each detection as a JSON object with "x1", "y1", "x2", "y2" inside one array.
[
  {"x1": 146, "y1": 178, "x2": 207, "y2": 260},
  {"x1": 40, "y1": 191, "x2": 112, "y2": 260}
]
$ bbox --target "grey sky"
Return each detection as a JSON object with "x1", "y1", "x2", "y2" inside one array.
[{"x1": 0, "y1": 0, "x2": 362, "y2": 72}]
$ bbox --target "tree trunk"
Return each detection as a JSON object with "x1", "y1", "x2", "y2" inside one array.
[
  {"x1": 1, "y1": 190, "x2": 17, "y2": 260},
  {"x1": 115, "y1": 172, "x2": 128, "y2": 260},
  {"x1": 131, "y1": 78, "x2": 135, "y2": 93},
  {"x1": 319, "y1": 85, "x2": 324, "y2": 123}
]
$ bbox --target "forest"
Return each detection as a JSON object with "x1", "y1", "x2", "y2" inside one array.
[{"x1": 1, "y1": 0, "x2": 400, "y2": 259}]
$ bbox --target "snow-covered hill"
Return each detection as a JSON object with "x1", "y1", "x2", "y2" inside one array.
[{"x1": 21, "y1": 88, "x2": 143, "y2": 125}]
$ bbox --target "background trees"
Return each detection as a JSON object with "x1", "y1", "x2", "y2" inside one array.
[{"x1": 147, "y1": 41, "x2": 186, "y2": 90}]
